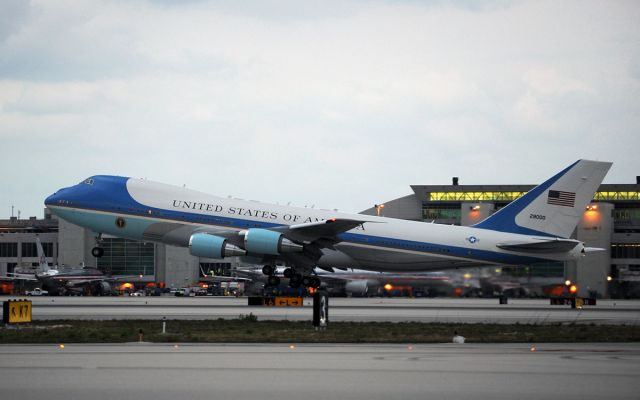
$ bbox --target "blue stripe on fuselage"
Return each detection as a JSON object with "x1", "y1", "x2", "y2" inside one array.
[{"x1": 50, "y1": 175, "x2": 549, "y2": 266}]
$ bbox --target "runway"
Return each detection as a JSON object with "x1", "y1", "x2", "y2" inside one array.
[
  {"x1": 0, "y1": 342, "x2": 638, "y2": 400},
  {"x1": 6, "y1": 296, "x2": 640, "y2": 325}
]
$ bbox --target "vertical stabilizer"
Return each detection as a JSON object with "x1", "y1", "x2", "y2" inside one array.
[
  {"x1": 36, "y1": 238, "x2": 50, "y2": 272},
  {"x1": 473, "y1": 160, "x2": 612, "y2": 238}
]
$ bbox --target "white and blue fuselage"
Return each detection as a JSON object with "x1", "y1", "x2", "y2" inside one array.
[{"x1": 45, "y1": 160, "x2": 611, "y2": 274}]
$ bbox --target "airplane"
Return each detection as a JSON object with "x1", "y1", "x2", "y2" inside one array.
[
  {"x1": 236, "y1": 265, "x2": 454, "y2": 297},
  {"x1": 0, "y1": 238, "x2": 121, "y2": 295},
  {"x1": 44, "y1": 159, "x2": 611, "y2": 290}
]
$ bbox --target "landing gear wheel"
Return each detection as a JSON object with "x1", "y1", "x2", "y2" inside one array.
[
  {"x1": 91, "y1": 247, "x2": 104, "y2": 258},
  {"x1": 262, "y1": 265, "x2": 275, "y2": 276},
  {"x1": 283, "y1": 268, "x2": 293, "y2": 278},
  {"x1": 267, "y1": 275, "x2": 281, "y2": 286},
  {"x1": 289, "y1": 274, "x2": 302, "y2": 288}
]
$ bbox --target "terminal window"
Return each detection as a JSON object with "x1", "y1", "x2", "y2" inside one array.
[
  {"x1": 200, "y1": 263, "x2": 232, "y2": 277},
  {"x1": 422, "y1": 204, "x2": 461, "y2": 224},
  {"x1": 96, "y1": 238, "x2": 155, "y2": 276},
  {"x1": 21, "y1": 243, "x2": 38, "y2": 257},
  {"x1": 41, "y1": 242, "x2": 54, "y2": 257},
  {"x1": 0, "y1": 243, "x2": 18, "y2": 257},
  {"x1": 611, "y1": 244, "x2": 640, "y2": 259}
]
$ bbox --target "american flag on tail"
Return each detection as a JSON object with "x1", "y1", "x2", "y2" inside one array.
[{"x1": 547, "y1": 190, "x2": 576, "y2": 207}]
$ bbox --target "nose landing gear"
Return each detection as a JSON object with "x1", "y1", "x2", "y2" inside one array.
[
  {"x1": 91, "y1": 247, "x2": 104, "y2": 258},
  {"x1": 91, "y1": 233, "x2": 104, "y2": 258}
]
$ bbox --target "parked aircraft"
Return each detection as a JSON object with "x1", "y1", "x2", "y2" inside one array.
[
  {"x1": 237, "y1": 265, "x2": 454, "y2": 296},
  {"x1": 0, "y1": 238, "x2": 120, "y2": 295},
  {"x1": 6, "y1": 238, "x2": 59, "y2": 278},
  {"x1": 44, "y1": 160, "x2": 611, "y2": 289}
]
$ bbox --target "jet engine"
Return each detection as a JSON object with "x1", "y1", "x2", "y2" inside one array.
[
  {"x1": 94, "y1": 281, "x2": 111, "y2": 296},
  {"x1": 242, "y1": 228, "x2": 303, "y2": 255},
  {"x1": 344, "y1": 280, "x2": 373, "y2": 297},
  {"x1": 189, "y1": 233, "x2": 246, "y2": 259}
]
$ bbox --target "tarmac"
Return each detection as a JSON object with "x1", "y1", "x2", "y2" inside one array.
[
  {"x1": 7, "y1": 296, "x2": 640, "y2": 325},
  {"x1": 0, "y1": 342, "x2": 638, "y2": 400}
]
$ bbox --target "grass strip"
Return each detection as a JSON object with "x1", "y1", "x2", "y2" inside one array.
[{"x1": 1, "y1": 318, "x2": 638, "y2": 344}]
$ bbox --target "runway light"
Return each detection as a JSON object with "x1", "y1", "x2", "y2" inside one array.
[
  {"x1": 607, "y1": 276, "x2": 613, "y2": 282},
  {"x1": 384, "y1": 283, "x2": 393, "y2": 291},
  {"x1": 289, "y1": 344, "x2": 296, "y2": 349},
  {"x1": 59, "y1": 344, "x2": 65, "y2": 349},
  {"x1": 565, "y1": 280, "x2": 572, "y2": 286},
  {"x1": 463, "y1": 273, "x2": 472, "y2": 280},
  {"x1": 530, "y1": 346, "x2": 536, "y2": 352},
  {"x1": 407, "y1": 345, "x2": 414, "y2": 351},
  {"x1": 174, "y1": 344, "x2": 179, "y2": 349}
]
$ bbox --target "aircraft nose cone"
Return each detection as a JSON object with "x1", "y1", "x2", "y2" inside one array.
[{"x1": 45, "y1": 192, "x2": 58, "y2": 206}]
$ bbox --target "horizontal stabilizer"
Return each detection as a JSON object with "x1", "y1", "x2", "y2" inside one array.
[
  {"x1": 497, "y1": 238, "x2": 580, "y2": 253},
  {"x1": 584, "y1": 247, "x2": 605, "y2": 253}
]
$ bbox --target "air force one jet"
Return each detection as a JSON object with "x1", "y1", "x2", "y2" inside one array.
[{"x1": 44, "y1": 160, "x2": 611, "y2": 289}]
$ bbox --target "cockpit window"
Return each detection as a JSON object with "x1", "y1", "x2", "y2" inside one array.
[{"x1": 83, "y1": 178, "x2": 95, "y2": 185}]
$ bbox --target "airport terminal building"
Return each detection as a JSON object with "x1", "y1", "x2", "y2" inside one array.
[{"x1": 1, "y1": 177, "x2": 639, "y2": 297}]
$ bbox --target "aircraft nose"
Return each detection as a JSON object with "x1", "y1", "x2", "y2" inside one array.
[{"x1": 45, "y1": 192, "x2": 58, "y2": 207}]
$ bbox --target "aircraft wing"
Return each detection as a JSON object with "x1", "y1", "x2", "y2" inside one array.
[
  {"x1": 496, "y1": 238, "x2": 581, "y2": 253},
  {"x1": 276, "y1": 218, "x2": 374, "y2": 243},
  {"x1": 63, "y1": 279, "x2": 107, "y2": 287},
  {"x1": 0, "y1": 273, "x2": 38, "y2": 282}
]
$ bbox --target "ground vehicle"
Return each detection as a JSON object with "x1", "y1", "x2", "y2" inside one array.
[{"x1": 26, "y1": 288, "x2": 49, "y2": 296}]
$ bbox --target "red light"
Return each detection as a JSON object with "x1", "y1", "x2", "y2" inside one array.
[{"x1": 569, "y1": 285, "x2": 578, "y2": 294}]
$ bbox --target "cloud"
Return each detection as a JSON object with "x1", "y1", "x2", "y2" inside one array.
[{"x1": 0, "y1": 0, "x2": 639, "y2": 217}]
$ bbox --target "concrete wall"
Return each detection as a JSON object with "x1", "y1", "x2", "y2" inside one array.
[
  {"x1": 359, "y1": 194, "x2": 423, "y2": 220},
  {"x1": 57, "y1": 218, "x2": 93, "y2": 267},
  {"x1": 157, "y1": 244, "x2": 200, "y2": 288},
  {"x1": 575, "y1": 202, "x2": 613, "y2": 297}
]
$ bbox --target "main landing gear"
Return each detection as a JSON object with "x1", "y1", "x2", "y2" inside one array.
[{"x1": 262, "y1": 265, "x2": 321, "y2": 289}]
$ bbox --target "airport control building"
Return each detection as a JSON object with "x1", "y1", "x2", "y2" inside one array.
[{"x1": 1, "y1": 177, "x2": 639, "y2": 297}]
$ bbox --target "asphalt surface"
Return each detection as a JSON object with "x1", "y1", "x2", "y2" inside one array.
[
  {"x1": 4, "y1": 296, "x2": 640, "y2": 324},
  {"x1": 0, "y1": 342, "x2": 638, "y2": 400}
]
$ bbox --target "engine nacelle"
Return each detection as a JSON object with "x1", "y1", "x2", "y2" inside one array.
[
  {"x1": 189, "y1": 233, "x2": 246, "y2": 259},
  {"x1": 344, "y1": 280, "x2": 372, "y2": 297},
  {"x1": 95, "y1": 281, "x2": 111, "y2": 295},
  {"x1": 243, "y1": 228, "x2": 303, "y2": 255}
]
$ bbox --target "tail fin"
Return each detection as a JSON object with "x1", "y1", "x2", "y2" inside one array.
[
  {"x1": 473, "y1": 160, "x2": 612, "y2": 238},
  {"x1": 36, "y1": 238, "x2": 50, "y2": 272}
]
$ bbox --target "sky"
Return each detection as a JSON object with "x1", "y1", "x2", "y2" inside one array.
[{"x1": 1, "y1": 0, "x2": 638, "y2": 219}]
